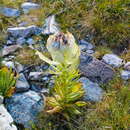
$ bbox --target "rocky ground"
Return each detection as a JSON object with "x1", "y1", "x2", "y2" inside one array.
[{"x1": 0, "y1": 1, "x2": 130, "y2": 130}]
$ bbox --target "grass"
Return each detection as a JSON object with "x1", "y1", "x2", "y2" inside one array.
[
  {"x1": 15, "y1": 46, "x2": 48, "y2": 66},
  {"x1": 36, "y1": 0, "x2": 130, "y2": 48}
]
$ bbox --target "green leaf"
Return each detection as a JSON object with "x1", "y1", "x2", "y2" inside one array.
[{"x1": 75, "y1": 101, "x2": 87, "y2": 107}]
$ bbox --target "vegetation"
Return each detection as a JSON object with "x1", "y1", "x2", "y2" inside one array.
[
  {"x1": 0, "y1": 67, "x2": 16, "y2": 97},
  {"x1": 36, "y1": 32, "x2": 86, "y2": 116},
  {"x1": 1, "y1": 0, "x2": 129, "y2": 49},
  {"x1": 36, "y1": 0, "x2": 130, "y2": 48},
  {"x1": 78, "y1": 77, "x2": 130, "y2": 130},
  {"x1": 16, "y1": 47, "x2": 46, "y2": 66},
  {"x1": 36, "y1": 32, "x2": 80, "y2": 69},
  {"x1": 29, "y1": 75, "x2": 130, "y2": 130},
  {"x1": 46, "y1": 64, "x2": 86, "y2": 116},
  {"x1": 0, "y1": 0, "x2": 130, "y2": 130},
  {"x1": 94, "y1": 46, "x2": 112, "y2": 59},
  {"x1": 121, "y1": 48, "x2": 130, "y2": 62}
]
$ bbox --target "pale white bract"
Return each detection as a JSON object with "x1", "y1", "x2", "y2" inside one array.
[{"x1": 36, "y1": 32, "x2": 80, "y2": 69}]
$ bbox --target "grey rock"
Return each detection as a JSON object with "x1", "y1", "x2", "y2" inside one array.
[
  {"x1": 31, "y1": 84, "x2": 49, "y2": 94},
  {"x1": 79, "y1": 77, "x2": 104, "y2": 102},
  {"x1": 16, "y1": 73, "x2": 30, "y2": 92},
  {"x1": 2, "y1": 60, "x2": 15, "y2": 69},
  {"x1": 0, "y1": 105, "x2": 17, "y2": 130},
  {"x1": 7, "y1": 25, "x2": 41, "y2": 38},
  {"x1": 30, "y1": 84, "x2": 43, "y2": 92},
  {"x1": 29, "y1": 72, "x2": 43, "y2": 81},
  {"x1": 102, "y1": 54, "x2": 123, "y2": 68},
  {"x1": 124, "y1": 62, "x2": 130, "y2": 71},
  {"x1": 0, "y1": 7, "x2": 20, "y2": 17},
  {"x1": 16, "y1": 37, "x2": 26, "y2": 45},
  {"x1": 2, "y1": 45, "x2": 21, "y2": 56},
  {"x1": 18, "y1": 21, "x2": 28, "y2": 27},
  {"x1": 2, "y1": 60, "x2": 24, "y2": 73},
  {"x1": 21, "y1": 2, "x2": 40, "y2": 14},
  {"x1": 0, "y1": 96, "x2": 4, "y2": 104},
  {"x1": 26, "y1": 38, "x2": 35, "y2": 45},
  {"x1": 7, "y1": 40, "x2": 14, "y2": 45},
  {"x1": 86, "y1": 50, "x2": 94, "y2": 54},
  {"x1": 79, "y1": 53, "x2": 114, "y2": 83},
  {"x1": 121, "y1": 70, "x2": 130, "y2": 80},
  {"x1": 79, "y1": 39, "x2": 94, "y2": 50},
  {"x1": 5, "y1": 91, "x2": 44, "y2": 128},
  {"x1": 42, "y1": 15, "x2": 60, "y2": 35},
  {"x1": 15, "y1": 62, "x2": 24, "y2": 73},
  {"x1": 3, "y1": 56, "x2": 15, "y2": 62}
]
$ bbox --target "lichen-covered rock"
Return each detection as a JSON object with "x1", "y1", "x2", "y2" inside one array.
[
  {"x1": 2, "y1": 45, "x2": 21, "y2": 56},
  {"x1": 102, "y1": 54, "x2": 123, "y2": 68},
  {"x1": 42, "y1": 15, "x2": 60, "y2": 35},
  {"x1": 0, "y1": 105, "x2": 17, "y2": 130},
  {"x1": 7, "y1": 25, "x2": 41, "y2": 39},
  {"x1": 16, "y1": 37, "x2": 26, "y2": 45},
  {"x1": 15, "y1": 62, "x2": 24, "y2": 73},
  {"x1": 21, "y1": 2, "x2": 40, "y2": 14},
  {"x1": 121, "y1": 70, "x2": 130, "y2": 80},
  {"x1": 0, "y1": 7, "x2": 20, "y2": 17},
  {"x1": 5, "y1": 91, "x2": 44, "y2": 128},
  {"x1": 79, "y1": 77, "x2": 104, "y2": 102},
  {"x1": 16, "y1": 73, "x2": 30, "y2": 92},
  {"x1": 79, "y1": 53, "x2": 114, "y2": 83},
  {"x1": 26, "y1": 38, "x2": 35, "y2": 45}
]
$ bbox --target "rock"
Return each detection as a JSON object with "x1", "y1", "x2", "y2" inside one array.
[
  {"x1": 79, "y1": 53, "x2": 114, "y2": 83},
  {"x1": 18, "y1": 21, "x2": 28, "y2": 27},
  {"x1": 15, "y1": 62, "x2": 24, "y2": 73},
  {"x1": 2, "y1": 60, "x2": 15, "y2": 69},
  {"x1": 124, "y1": 62, "x2": 130, "y2": 71},
  {"x1": 102, "y1": 54, "x2": 123, "y2": 68},
  {"x1": 7, "y1": 40, "x2": 14, "y2": 45},
  {"x1": 16, "y1": 37, "x2": 26, "y2": 45},
  {"x1": 121, "y1": 70, "x2": 130, "y2": 80},
  {"x1": 21, "y1": 2, "x2": 40, "y2": 14},
  {"x1": 86, "y1": 50, "x2": 94, "y2": 54},
  {"x1": 31, "y1": 84, "x2": 49, "y2": 94},
  {"x1": 2, "y1": 60, "x2": 24, "y2": 73},
  {"x1": 26, "y1": 38, "x2": 35, "y2": 45},
  {"x1": 7, "y1": 25, "x2": 41, "y2": 39},
  {"x1": 79, "y1": 39, "x2": 94, "y2": 50},
  {"x1": 42, "y1": 15, "x2": 60, "y2": 35},
  {"x1": 16, "y1": 73, "x2": 30, "y2": 92},
  {"x1": 0, "y1": 96, "x2": 4, "y2": 104},
  {"x1": 29, "y1": 72, "x2": 43, "y2": 81},
  {"x1": 5, "y1": 91, "x2": 44, "y2": 128},
  {"x1": 2, "y1": 45, "x2": 21, "y2": 56},
  {"x1": 0, "y1": 7, "x2": 20, "y2": 17},
  {"x1": 30, "y1": 84, "x2": 43, "y2": 92},
  {"x1": 79, "y1": 77, "x2": 104, "y2": 102},
  {"x1": 0, "y1": 105, "x2": 17, "y2": 130}
]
